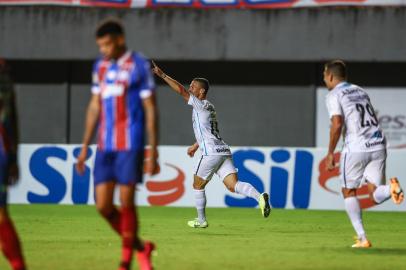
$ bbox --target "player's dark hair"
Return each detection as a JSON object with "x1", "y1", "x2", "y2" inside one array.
[
  {"x1": 96, "y1": 19, "x2": 125, "y2": 38},
  {"x1": 324, "y1": 60, "x2": 347, "y2": 80},
  {"x1": 193, "y1": 78, "x2": 210, "y2": 94}
]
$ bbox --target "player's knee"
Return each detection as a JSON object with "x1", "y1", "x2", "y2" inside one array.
[
  {"x1": 193, "y1": 182, "x2": 203, "y2": 190},
  {"x1": 96, "y1": 204, "x2": 114, "y2": 218},
  {"x1": 120, "y1": 200, "x2": 135, "y2": 209},
  {"x1": 193, "y1": 177, "x2": 207, "y2": 190},
  {"x1": 342, "y1": 187, "x2": 356, "y2": 198},
  {"x1": 0, "y1": 207, "x2": 8, "y2": 223},
  {"x1": 224, "y1": 183, "x2": 235, "y2": 193}
]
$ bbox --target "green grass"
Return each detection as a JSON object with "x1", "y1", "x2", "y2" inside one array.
[{"x1": 1, "y1": 205, "x2": 405, "y2": 270}]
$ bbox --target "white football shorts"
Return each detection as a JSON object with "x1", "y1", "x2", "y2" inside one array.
[
  {"x1": 194, "y1": 155, "x2": 237, "y2": 181},
  {"x1": 340, "y1": 149, "x2": 387, "y2": 189}
]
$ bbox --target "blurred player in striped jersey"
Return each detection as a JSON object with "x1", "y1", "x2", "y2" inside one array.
[
  {"x1": 323, "y1": 60, "x2": 404, "y2": 248},
  {"x1": 152, "y1": 61, "x2": 271, "y2": 229},
  {"x1": 0, "y1": 59, "x2": 27, "y2": 270},
  {"x1": 76, "y1": 20, "x2": 158, "y2": 270}
]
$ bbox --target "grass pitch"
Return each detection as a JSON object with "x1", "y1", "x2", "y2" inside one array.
[{"x1": 1, "y1": 205, "x2": 405, "y2": 270}]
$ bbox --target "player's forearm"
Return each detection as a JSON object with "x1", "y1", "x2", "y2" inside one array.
[
  {"x1": 160, "y1": 74, "x2": 188, "y2": 96},
  {"x1": 144, "y1": 96, "x2": 159, "y2": 156},
  {"x1": 81, "y1": 103, "x2": 99, "y2": 147},
  {"x1": 328, "y1": 126, "x2": 342, "y2": 154},
  {"x1": 192, "y1": 142, "x2": 199, "y2": 150},
  {"x1": 9, "y1": 92, "x2": 19, "y2": 162}
]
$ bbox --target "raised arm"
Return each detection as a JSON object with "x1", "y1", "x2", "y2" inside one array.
[
  {"x1": 151, "y1": 60, "x2": 190, "y2": 102},
  {"x1": 76, "y1": 94, "x2": 101, "y2": 174}
]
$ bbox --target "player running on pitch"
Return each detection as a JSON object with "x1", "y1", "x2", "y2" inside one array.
[
  {"x1": 152, "y1": 61, "x2": 271, "y2": 228},
  {"x1": 323, "y1": 60, "x2": 404, "y2": 248},
  {"x1": 76, "y1": 20, "x2": 158, "y2": 270}
]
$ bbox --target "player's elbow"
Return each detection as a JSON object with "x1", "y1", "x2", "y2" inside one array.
[{"x1": 331, "y1": 116, "x2": 343, "y2": 130}]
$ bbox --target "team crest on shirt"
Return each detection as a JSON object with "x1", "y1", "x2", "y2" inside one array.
[
  {"x1": 118, "y1": 70, "x2": 130, "y2": 81},
  {"x1": 106, "y1": 70, "x2": 117, "y2": 81},
  {"x1": 101, "y1": 84, "x2": 125, "y2": 99}
]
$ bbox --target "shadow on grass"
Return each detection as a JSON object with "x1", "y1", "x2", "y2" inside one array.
[{"x1": 326, "y1": 247, "x2": 406, "y2": 256}]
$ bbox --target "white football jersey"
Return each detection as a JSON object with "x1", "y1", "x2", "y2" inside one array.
[
  {"x1": 188, "y1": 95, "x2": 231, "y2": 156},
  {"x1": 326, "y1": 82, "x2": 386, "y2": 153}
]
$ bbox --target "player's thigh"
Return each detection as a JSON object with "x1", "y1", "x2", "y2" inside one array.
[
  {"x1": 0, "y1": 152, "x2": 8, "y2": 210},
  {"x1": 194, "y1": 155, "x2": 224, "y2": 182},
  {"x1": 193, "y1": 174, "x2": 210, "y2": 190},
  {"x1": 364, "y1": 149, "x2": 387, "y2": 187},
  {"x1": 217, "y1": 156, "x2": 237, "y2": 181},
  {"x1": 93, "y1": 150, "x2": 115, "y2": 186},
  {"x1": 95, "y1": 181, "x2": 116, "y2": 213},
  {"x1": 115, "y1": 150, "x2": 144, "y2": 185},
  {"x1": 340, "y1": 152, "x2": 368, "y2": 189}
]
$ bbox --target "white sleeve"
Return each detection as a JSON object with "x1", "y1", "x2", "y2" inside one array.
[
  {"x1": 91, "y1": 71, "x2": 101, "y2": 95},
  {"x1": 187, "y1": 94, "x2": 205, "y2": 111},
  {"x1": 326, "y1": 93, "x2": 343, "y2": 118}
]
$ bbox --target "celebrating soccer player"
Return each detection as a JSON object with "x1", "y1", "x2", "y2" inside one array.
[
  {"x1": 323, "y1": 60, "x2": 404, "y2": 248},
  {"x1": 152, "y1": 61, "x2": 271, "y2": 228},
  {"x1": 0, "y1": 59, "x2": 27, "y2": 270},
  {"x1": 76, "y1": 20, "x2": 158, "y2": 270}
]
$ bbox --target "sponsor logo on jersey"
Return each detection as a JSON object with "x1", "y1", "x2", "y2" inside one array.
[{"x1": 216, "y1": 147, "x2": 231, "y2": 153}]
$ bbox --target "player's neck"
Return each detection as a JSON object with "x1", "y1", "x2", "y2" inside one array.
[{"x1": 113, "y1": 46, "x2": 128, "y2": 61}]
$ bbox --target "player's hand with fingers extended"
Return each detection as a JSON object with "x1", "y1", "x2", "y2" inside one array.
[
  {"x1": 7, "y1": 163, "x2": 19, "y2": 186},
  {"x1": 325, "y1": 153, "x2": 335, "y2": 171},
  {"x1": 151, "y1": 60, "x2": 166, "y2": 79},
  {"x1": 76, "y1": 147, "x2": 88, "y2": 175}
]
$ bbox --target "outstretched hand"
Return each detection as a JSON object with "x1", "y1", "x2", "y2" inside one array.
[{"x1": 151, "y1": 60, "x2": 165, "y2": 78}]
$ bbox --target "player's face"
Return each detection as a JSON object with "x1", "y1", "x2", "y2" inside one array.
[
  {"x1": 323, "y1": 67, "x2": 333, "y2": 90},
  {"x1": 96, "y1": 35, "x2": 125, "y2": 60},
  {"x1": 189, "y1": 80, "x2": 203, "y2": 97}
]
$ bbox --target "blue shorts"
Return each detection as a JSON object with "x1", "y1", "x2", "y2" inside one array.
[
  {"x1": 0, "y1": 152, "x2": 9, "y2": 207},
  {"x1": 93, "y1": 150, "x2": 144, "y2": 186}
]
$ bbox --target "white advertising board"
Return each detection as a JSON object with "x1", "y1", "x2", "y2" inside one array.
[{"x1": 8, "y1": 144, "x2": 406, "y2": 211}]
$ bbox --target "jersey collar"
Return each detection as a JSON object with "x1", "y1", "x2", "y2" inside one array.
[
  {"x1": 117, "y1": 50, "x2": 132, "y2": 66},
  {"x1": 335, "y1": 81, "x2": 349, "y2": 90}
]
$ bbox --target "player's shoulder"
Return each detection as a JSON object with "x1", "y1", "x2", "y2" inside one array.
[
  {"x1": 131, "y1": 51, "x2": 151, "y2": 64},
  {"x1": 202, "y1": 99, "x2": 215, "y2": 111},
  {"x1": 93, "y1": 56, "x2": 109, "y2": 71}
]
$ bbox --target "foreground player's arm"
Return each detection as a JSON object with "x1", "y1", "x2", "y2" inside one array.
[
  {"x1": 76, "y1": 94, "x2": 101, "y2": 174},
  {"x1": 7, "y1": 87, "x2": 19, "y2": 185},
  {"x1": 326, "y1": 115, "x2": 343, "y2": 171},
  {"x1": 151, "y1": 61, "x2": 190, "y2": 102},
  {"x1": 187, "y1": 142, "x2": 199, "y2": 157},
  {"x1": 143, "y1": 94, "x2": 159, "y2": 175}
]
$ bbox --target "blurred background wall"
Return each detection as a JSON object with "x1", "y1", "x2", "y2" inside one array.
[{"x1": 1, "y1": 7, "x2": 405, "y2": 146}]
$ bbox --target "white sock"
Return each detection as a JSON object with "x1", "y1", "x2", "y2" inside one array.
[
  {"x1": 235, "y1": 181, "x2": 261, "y2": 202},
  {"x1": 194, "y1": 189, "x2": 206, "y2": 223},
  {"x1": 373, "y1": 185, "x2": 391, "y2": 204},
  {"x1": 344, "y1": 197, "x2": 366, "y2": 241}
]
